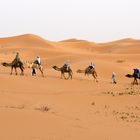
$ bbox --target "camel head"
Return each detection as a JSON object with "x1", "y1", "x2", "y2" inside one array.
[
  {"x1": 52, "y1": 65, "x2": 61, "y2": 71},
  {"x1": 1, "y1": 62, "x2": 9, "y2": 67},
  {"x1": 52, "y1": 65, "x2": 57, "y2": 69},
  {"x1": 125, "y1": 74, "x2": 133, "y2": 78}
]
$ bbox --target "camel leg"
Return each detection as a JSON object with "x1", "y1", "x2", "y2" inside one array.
[
  {"x1": 70, "y1": 74, "x2": 72, "y2": 80},
  {"x1": 137, "y1": 79, "x2": 139, "y2": 85},
  {"x1": 94, "y1": 71, "x2": 98, "y2": 77},
  {"x1": 62, "y1": 72, "x2": 66, "y2": 79},
  {"x1": 20, "y1": 67, "x2": 24, "y2": 75},
  {"x1": 22, "y1": 69, "x2": 24, "y2": 75},
  {"x1": 63, "y1": 72, "x2": 71, "y2": 80},
  {"x1": 70, "y1": 71, "x2": 73, "y2": 80},
  {"x1": 133, "y1": 78, "x2": 135, "y2": 85},
  {"x1": 65, "y1": 73, "x2": 69, "y2": 80},
  {"x1": 70, "y1": 72, "x2": 72, "y2": 80},
  {"x1": 39, "y1": 68, "x2": 44, "y2": 77},
  {"x1": 60, "y1": 72, "x2": 63, "y2": 79},
  {"x1": 133, "y1": 80, "x2": 135, "y2": 85},
  {"x1": 92, "y1": 74, "x2": 96, "y2": 81},
  {"x1": 32, "y1": 68, "x2": 36, "y2": 76},
  {"x1": 93, "y1": 71, "x2": 98, "y2": 82},
  {"x1": 15, "y1": 67, "x2": 17, "y2": 75},
  {"x1": 133, "y1": 78, "x2": 137, "y2": 85},
  {"x1": 134, "y1": 78, "x2": 138, "y2": 85},
  {"x1": 92, "y1": 73, "x2": 98, "y2": 82},
  {"x1": 62, "y1": 73, "x2": 65, "y2": 79},
  {"x1": 10, "y1": 67, "x2": 13, "y2": 75}
]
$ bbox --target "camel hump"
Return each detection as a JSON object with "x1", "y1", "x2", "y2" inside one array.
[{"x1": 12, "y1": 59, "x2": 23, "y2": 65}]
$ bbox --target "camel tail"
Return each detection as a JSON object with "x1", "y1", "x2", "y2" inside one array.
[
  {"x1": 76, "y1": 69, "x2": 81, "y2": 73},
  {"x1": 77, "y1": 69, "x2": 85, "y2": 73}
]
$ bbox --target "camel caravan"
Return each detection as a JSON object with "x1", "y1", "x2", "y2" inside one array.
[
  {"x1": 1, "y1": 52, "x2": 98, "y2": 81},
  {"x1": 1, "y1": 52, "x2": 140, "y2": 85}
]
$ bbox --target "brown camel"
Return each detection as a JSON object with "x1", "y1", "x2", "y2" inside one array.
[
  {"x1": 52, "y1": 65, "x2": 73, "y2": 80},
  {"x1": 126, "y1": 73, "x2": 140, "y2": 85},
  {"x1": 77, "y1": 67, "x2": 98, "y2": 82},
  {"x1": 25, "y1": 61, "x2": 44, "y2": 77},
  {"x1": 1, "y1": 61, "x2": 24, "y2": 75}
]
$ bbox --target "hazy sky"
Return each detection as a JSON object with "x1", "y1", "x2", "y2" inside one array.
[{"x1": 0, "y1": 0, "x2": 140, "y2": 42}]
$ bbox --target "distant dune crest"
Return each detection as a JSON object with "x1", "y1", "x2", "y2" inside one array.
[
  {"x1": 0, "y1": 34, "x2": 140, "y2": 54},
  {"x1": 59, "y1": 38, "x2": 90, "y2": 42}
]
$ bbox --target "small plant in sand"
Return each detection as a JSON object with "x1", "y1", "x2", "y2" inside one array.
[
  {"x1": 91, "y1": 102, "x2": 95, "y2": 106},
  {"x1": 35, "y1": 104, "x2": 50, "y2": 112},
  {"x1": 116, "y1": 60, "x2": 125, "y2": 63}
]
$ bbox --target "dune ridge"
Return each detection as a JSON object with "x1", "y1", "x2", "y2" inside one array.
[{"x1": 1, "y1": 34, "x2": 140, "y2": 54}]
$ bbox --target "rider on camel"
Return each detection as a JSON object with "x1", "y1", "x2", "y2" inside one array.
[
  {"x1": 34, "y1": 56, "x2": 41, "y2": 66},
  {"x1": 63, "y1": 60, "x2": 70, "y2": 71},
  {"x1": 133, "y1": 68, "x2": 140, "y2": 78},
  {"x1": 13, "y1": 52, "x2": 21, "y2": 65},
  {"x1": 88, "y1": 62, "x2": 95, "y2": 73}
]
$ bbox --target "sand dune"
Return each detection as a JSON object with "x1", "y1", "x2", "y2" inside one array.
[
  {"x1": 0, "y1": 34, "x2": 53, "y2": 48},
  {"x1": 0, "y1": 34, "x2": 140, "y2": 140},
  {"x1": 97, "y1": 38, "x2": 140, "y2": 53}
]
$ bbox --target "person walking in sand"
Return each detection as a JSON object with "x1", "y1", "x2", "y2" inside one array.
[
  {"x1": 112, "y1": 72, "x2": 117, "y2": 84},
  {"x1": 31, "y1": 56, "x2": 41, "y2": 76}
]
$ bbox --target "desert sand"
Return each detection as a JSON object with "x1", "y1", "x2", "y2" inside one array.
[{"x1": 0, "y1": 34, "x2": 140, "y2": 140}]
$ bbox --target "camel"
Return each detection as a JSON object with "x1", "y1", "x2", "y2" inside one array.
[
  {"x1": 25, "y1": 61, "x2": 44, "y2": 77},
  {"x1": 1, "y1": 60, "x2": 24, "y2": 75},
  {"x1": 126, "y1": 73, "x2": 140, "y2": 85},
  {"x1": 52, "y1": 65, "x2": 73, "y2": 80},
  {"x1": 77, "y1": 67, "x2": 98, "y2": 82}
]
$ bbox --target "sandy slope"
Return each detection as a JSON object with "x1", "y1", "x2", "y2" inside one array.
[
  {"x1": 0, "y1": 34, "x2": 140, "y2": 140},
  {"x1": 97, "y1": 38, "x2": 140, "y2": 54}
]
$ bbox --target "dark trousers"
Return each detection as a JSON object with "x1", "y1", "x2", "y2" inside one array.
[{"x1": 32, "y1": 68, "x2": 36, "y2": 76}]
